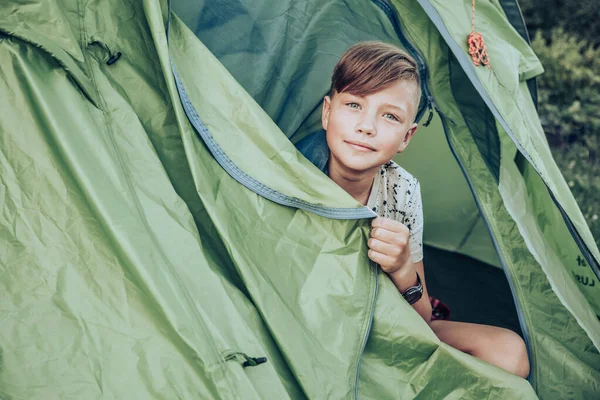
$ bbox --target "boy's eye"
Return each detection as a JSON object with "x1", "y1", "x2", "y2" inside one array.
[
  {"x1": 383, "y1": 113, "x2": 399, "y2": 121},
  {"x1": 347, "y1": 102, "x2": 360, "y2": 109}
]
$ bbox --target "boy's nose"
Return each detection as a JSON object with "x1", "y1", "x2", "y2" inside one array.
[{"x1": 356, "y1": 116, "x2": 376, "y2": 136}]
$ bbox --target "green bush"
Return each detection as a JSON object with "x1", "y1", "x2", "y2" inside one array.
[
  {"x1": 520, "y1": 0, "x2": 600, "y2": 47},
  {"x1": 532, "y1": 29, "x2": 600, "y2": 149},
  {"x1": 531, "y1": 29, "x2": 600, "y2": 245}
]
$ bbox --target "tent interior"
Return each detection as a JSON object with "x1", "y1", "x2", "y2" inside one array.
[{"x1": 173, "y1": 0, "x2": 524, "y2": 334}]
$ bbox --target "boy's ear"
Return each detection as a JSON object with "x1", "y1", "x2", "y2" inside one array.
[
  {"x1": 397, "y1": 123, "x2": 418, "y2": 153},
  {"x1": 322, "y1": 96, "x2": 331, "y2": 131}
]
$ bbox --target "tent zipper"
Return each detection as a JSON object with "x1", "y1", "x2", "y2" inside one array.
[
  {"x1": 354, "y1": 266, "x2": 379, "y2": 400},
  {"x1": 167, "y1": 3, "x2": 380, "y2": 399},
  {"x1": 439, "y1": 113, "x2": 536, "y2": 387},
  {"x1": 413, "y1": 0, "x2": 600, "y2": 281},
  {"x1": 372, "y1": 0, "x2": 535, "y2": 385}
]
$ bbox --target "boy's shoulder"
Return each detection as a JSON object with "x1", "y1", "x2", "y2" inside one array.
[
  {"x1": 369, "y1": 160, "x2": 421, "y2": 223},
  {"x1": 379, "y1": 160, "x2": 419, "y2": 189}
]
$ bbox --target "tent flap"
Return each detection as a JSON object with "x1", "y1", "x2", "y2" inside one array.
[{"x1": 0, "y1": 0, "x2": 598, "y2": 398}]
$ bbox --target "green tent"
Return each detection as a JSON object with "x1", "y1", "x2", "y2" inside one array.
[{"x1": 0, "y1": 0, "x2": 599, "y2": 398}]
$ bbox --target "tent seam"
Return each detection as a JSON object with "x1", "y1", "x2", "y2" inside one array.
[{"x1": 171, "y1": 66, "x2": 376, "y2": 220}]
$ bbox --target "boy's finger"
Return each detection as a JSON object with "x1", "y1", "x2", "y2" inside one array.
[
  {"x1": 372, "y1": 217, "x2": 408, "y2": 234},
  {"x1": 367, "y1": 249, "x2": 395, "y2": 267},
  {"x1": 371, "y1": 227, "x2": 409, "y2": 246},
  {"x1": 368, "y1": 237, "x2": 402, "y2": 258}
]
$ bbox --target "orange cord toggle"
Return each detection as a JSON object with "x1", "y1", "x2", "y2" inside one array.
[
  {"x1": 468, "y1": 0, "x2": 491, "y2": 69},
  {"x1": 468, "y1": 32, "x2": 491, "y2": 68}
]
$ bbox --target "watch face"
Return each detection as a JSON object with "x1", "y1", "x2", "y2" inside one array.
[
  {"x1": 403, "y1": 287, "x2": 423, "y2": 305},
  {"x1": 402, "y1": 272, "x2": 424, "y2": 305}
]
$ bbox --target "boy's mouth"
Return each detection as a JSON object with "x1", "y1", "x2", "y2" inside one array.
[{"x1": 345, "y1": 140, "x2": 376, "y2": 152}]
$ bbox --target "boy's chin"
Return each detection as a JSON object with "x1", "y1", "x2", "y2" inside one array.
[{"x1": 337, "y1": 159, "x2": 382, "y2": 174}]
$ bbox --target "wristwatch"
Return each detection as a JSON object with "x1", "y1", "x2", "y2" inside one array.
[{"x1": 401, "y1": 272, "x2": 423, "y2": 305}]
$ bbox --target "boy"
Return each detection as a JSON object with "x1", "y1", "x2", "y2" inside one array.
[{"x1": 320, "y1": 41, "x2": 530, "y2": 378}]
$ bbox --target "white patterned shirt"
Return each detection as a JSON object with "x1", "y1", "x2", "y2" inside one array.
[{"x1": 367, "y1": 161, "x2": 424, "y2": 263}]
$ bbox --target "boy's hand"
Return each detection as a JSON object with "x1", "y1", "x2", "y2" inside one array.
[{"x1": 368, "y1": 217, "x2": 412, "y2": 275}]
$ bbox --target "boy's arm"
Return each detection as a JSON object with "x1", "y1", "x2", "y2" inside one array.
[
  {"x1": 388, "y1": 260, "x2": 432, "y2": 322},
  {"x1": 368, "y1": 217, "x2": 432, "y2": 322}
]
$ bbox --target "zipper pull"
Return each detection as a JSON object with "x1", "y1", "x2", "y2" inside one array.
[
  {"x1": 224, "y1": 351, "x2": 268, "y2": 368},
  {"x1": 242, "y1": 355, "x2": 268, "y2": 368},
  {"x1": 106, "y1": 51, "x2": 122, "y2": 65}
]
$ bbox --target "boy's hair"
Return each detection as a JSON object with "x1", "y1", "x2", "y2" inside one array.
[{"x1": 329, "y1": 41, "x2": 422, "y2": 118}]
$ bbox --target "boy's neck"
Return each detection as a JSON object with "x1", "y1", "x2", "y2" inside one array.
[{"x1": 328, "y1": 156, "x2": 378, "y2": 206}]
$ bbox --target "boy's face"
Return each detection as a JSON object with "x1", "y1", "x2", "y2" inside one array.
[{"x1": 322, "y1": 80, "x2": 419, "y2": 175}]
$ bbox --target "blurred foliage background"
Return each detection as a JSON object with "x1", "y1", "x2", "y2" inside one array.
[{"x1": 520, "y1": 0, "x2": 600, "y2": 246}]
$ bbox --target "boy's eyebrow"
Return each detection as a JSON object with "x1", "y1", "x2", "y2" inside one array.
[{"x1": 382, "y1": 103, "x2": 409, "y2": 115}]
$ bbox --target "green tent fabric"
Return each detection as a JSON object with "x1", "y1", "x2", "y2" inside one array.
[{"x1": 0, "y1": 0, "x2": 599, "y2": 399}]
